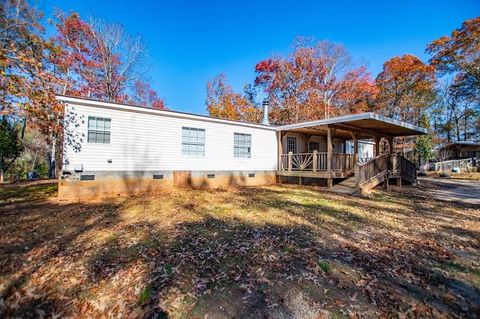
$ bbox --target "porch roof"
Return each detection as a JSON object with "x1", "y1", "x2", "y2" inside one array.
[{"x1": 276, "y1": 112, "x2": 427, "y2": 139}]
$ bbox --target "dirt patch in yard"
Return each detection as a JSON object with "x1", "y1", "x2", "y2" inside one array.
[{"x1": 0, "y1": 182, "x2": 479, "y2": 318}]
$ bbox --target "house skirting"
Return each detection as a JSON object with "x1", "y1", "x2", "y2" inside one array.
[{"x1": 58, "y1": 170, "x2": 276, "y2": 200}]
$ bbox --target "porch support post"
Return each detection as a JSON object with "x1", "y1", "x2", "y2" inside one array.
[
  {"x1": 305, "y1": 134, "x2": 311, "y2": 152},
  {"x1": 374, "y1": 136, "x2": 381, "y2": 157},
  {"x1": 387, "y1": 136, "x2": 394, "y2": 154},
  {"x1": 288, "y1": 151, "x2": 293, "y2": 172},
  {"x1": 327, "y1": 125, "x2": 333, "y2": 188},
  {"x1": 277, "y1": 131, "x2": 283, "y2": 170},
  {"x1": 312, "y1": 150, "x2": 318, "y2": 173},
  {"x1": 350, "y1": 131, "x2": 358, "y2": 163}
]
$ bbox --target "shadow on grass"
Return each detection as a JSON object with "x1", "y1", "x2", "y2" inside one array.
[
  {"x1": 0, "y1": 180, "x2": 57, "y2": 205},
  {"x1": 86, "y1": 186, "x2": 480, "y2": 317},
  {"x1": 1, "y1": 183, "x2": 480, "y2": 318},
  {"x1": 0, "y1": 198, "x2": 123, "y2": 318}
]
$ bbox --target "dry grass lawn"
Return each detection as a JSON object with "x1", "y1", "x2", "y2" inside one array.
[{"x1": 0, "y1": 180, "x2": 479, "y2": 318}]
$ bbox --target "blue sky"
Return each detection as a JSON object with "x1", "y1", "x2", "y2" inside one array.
[{"x1": 38, "y1": 0, "x2": 479, "y2": 114}]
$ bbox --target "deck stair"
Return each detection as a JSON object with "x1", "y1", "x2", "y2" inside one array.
[
  {"x1": 355, "y1": 154, "x2": 417, "y2": 194},
  {"x1": 330, "y1": 177, "x2": 356, "y2": 195}
]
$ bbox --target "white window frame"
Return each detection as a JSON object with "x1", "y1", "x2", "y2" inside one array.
[
  {"x1": 182, "y1": 127, "x2": 205, "y2": 156},
  {"x1": 87, "y1": 116, "x2": 111, "y2": 144},
  {"x1": 234, "y1": 132, "x2": 251, "y2": 158}
]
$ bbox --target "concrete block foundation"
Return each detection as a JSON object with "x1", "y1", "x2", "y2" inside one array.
[{"x1": 58, "y1": 170, "x2": 276, "y2": 200}]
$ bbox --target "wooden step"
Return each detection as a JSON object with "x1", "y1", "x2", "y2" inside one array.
[{"x1": 329, "y1": 177, "x2": 357, "y2": 195}]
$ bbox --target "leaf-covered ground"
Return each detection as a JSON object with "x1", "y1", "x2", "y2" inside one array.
[
  {"x1": 428, "y1": 171, "x2": 480, "y2": 181},
  {"x1": 1, "y1": 180, "x2": 479, "y2": 318}
]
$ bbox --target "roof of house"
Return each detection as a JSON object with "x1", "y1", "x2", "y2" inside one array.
[
  {"x1": 277, "y1": 113, "x2": 427, "y2": 139},
  {"x1": 56, "y1": 95, "x2": 277, "y2": 131},
  {"x1": 56, "y1": 95, "x2": 427, "y2": 139},
  {"x1": 440, "y1": 141, "x2": 480, "y2": 149}
]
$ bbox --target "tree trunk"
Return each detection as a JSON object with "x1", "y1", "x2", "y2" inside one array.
[
  {"x1": 21, "y1": 117, "x2": 27, "y2": 140},
  {"x1": 0, "y1": 169, "x2": 3, "y2": 183},
  {"x1": 49, "y1": 136, "x2": 56, "y2": 179},
  {"x1": 455, "y1": 117, "x2": 460, "y2": 141}
]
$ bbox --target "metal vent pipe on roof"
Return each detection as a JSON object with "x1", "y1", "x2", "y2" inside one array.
[{"x1": 262, "y1": 99, "x2": 270, "y2": 125}]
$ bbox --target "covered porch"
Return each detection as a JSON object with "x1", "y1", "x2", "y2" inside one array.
[{"x1": 275, "y1": 113, "x2": 426, "y2": 192}]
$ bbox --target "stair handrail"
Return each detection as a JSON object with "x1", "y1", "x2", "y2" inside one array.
[
  {"x1": 397, "y1": 155, "x2": 417, "y2": 183},
  {"x1": 355, "y1": 154, "x2": 388, "y2": 190}
]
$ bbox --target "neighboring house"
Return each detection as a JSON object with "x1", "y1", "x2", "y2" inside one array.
[
  {"x1": 432, "y1": 141, "x2": 480, "y2": 172},
  {"x1": 57, "y1": 95, "x2": 426, "y2": 199},
  {"x1": 437, "y1": 141, "x2": 480, "y2": 161}
]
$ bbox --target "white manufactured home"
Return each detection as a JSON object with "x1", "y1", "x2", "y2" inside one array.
[{"x1": 57, "y1": 95, "x2": 426, "y2": 199}]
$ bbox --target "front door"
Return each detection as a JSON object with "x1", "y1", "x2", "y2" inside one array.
[
  {"x1": 287, "y1": 137, "x2": 297, "y2": 154},
  {"x1": 309, "y1": 142, "x2": 320, "y2": 152}
]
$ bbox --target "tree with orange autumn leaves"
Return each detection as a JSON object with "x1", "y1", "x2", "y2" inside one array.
[
  {"x1": 373, "y1": 55, "x2": 436, "y2": 155},
  {"x1": 374, "y1": 54, "x2": 436, "y2": 125},
  {"x1": 427, "y1": 16, "x2": 480, "y2": 141},
  {"x1": 206, "y1": 74, "x2": 261, "y2": 123},
  {"x1": 52, "y1": 12, "x2": 165, "y2": 107},
  {"x1": 255, "y1": 39, "x2": 378, "y2": 124},
  {"x1": 0, "y1": 0, "x2": 63, "y2": 178},
  {"x1": 207, "y1": 39, "x2": 378, "y2": 125}
]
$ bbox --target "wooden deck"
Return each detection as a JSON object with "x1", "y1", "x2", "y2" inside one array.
[{"x1": 277, "y1": 152, "x2": 417, "y2": 194}]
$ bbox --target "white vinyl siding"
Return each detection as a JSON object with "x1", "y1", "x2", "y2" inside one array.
[
  {"x1": 88, "y1": 116, "x2": 111, "y2": 144},
  {"x1": 182, "y1": 127, "x2": 205, "y2": 156},
  {"x1": 234, "y1": 133, "x2": 251, "y2": 158},
  {"x1": 62, "y1": 102, "x2": 277, "y2": 172}
]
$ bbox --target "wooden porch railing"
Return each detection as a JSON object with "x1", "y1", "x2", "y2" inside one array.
[
  {"x1": 332, "y1": 153, "x2": 356, "y2": 171},
  {"x1": 280, "y1": 152, "x2": 355, "y2": 172}
]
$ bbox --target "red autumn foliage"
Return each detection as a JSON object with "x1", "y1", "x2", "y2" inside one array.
[
  {"x1": 254, "y1": 39, "x2": 377, "y2": 124},
  {"x1": 130, "y1": 80, "x2": 166, "y2": 110},
  {"x1": 52, "y1": 11, "x2": 165, "y2": 108}
]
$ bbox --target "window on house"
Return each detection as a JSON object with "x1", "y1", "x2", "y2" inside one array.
[
  {"x1": 182, "y1": 127, "x2": 205, "y2": 156},
  {"x1": 309, "y1": 142, "x2": 320, "y2": 152},
  {"x1": 234, "y1": 133, "x2": 251, "y2": 158},
  {"x1": 287, "y1": 137, "x2": 297, "y2": 153},
  {"x1": 88, "y1": 116, "x2": 111, "y2": 143}
]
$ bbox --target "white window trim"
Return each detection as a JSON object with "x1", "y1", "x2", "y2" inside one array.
[
  {"x1": 87, "y1": 116, "x2": 112, "y2": 145},
  {"x1": 233, "y1": 132, "x2": 252, "y2": 159},
  {"x1": 181, "y1": 126, "x2": 206, "y2": 157}
]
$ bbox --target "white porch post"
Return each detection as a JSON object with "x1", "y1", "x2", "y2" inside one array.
[
  {"x1": 277, "y1": 131, "x2": 283, "y2": 170},
  {"x1": 288, "y1": 151, "x2": 293, "y2": 172}
]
